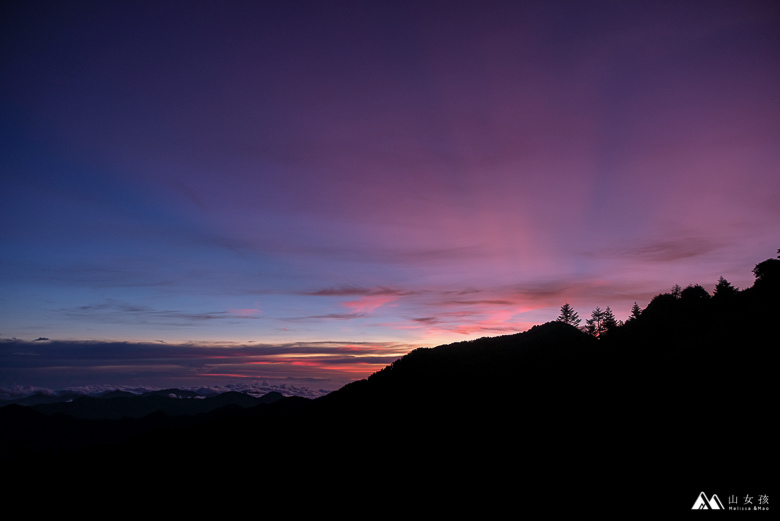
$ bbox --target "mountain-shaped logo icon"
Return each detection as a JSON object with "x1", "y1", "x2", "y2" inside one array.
[{"x1": 692, "y1": 492, "x2": 724, "y2": 510}]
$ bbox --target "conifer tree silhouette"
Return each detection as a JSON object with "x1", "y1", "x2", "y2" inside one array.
[
  {"x1": 628, "y1": 302, "x2": 642, "y2": 321},
  {"x1": 603, "y1": 306, "x2": 618, "y2": 332},
  {"x1": 585, "y1": 307, "x2": 606, "y2": 337},
  {"x1": 713, "y1": 276, "x2": 738, "y2": 299},
  {"x1": 556, "y1": 303, "x2": 581, "y2": 327}
]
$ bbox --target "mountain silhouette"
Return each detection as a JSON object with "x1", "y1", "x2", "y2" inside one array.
[{"x1": 1, "y1": 251, "x2": 775, "y2": 515}]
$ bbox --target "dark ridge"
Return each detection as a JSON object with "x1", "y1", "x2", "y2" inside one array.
[
  {"x1": 1, "y1": 390, "x2": 86, "y2": 407},
  {"x1": 1, "y1": 250, "x2": 776, "y2": 514}
]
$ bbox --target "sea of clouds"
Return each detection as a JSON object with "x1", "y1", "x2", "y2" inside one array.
[{"x1": 0, "y1": 380, "x2": 331, "y2": 404}]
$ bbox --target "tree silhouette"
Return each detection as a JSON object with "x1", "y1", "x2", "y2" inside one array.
[
  {"x1": 713, "y1": 276, "x2": 738, "y2": 299},
  {"x1": 585, "y1": 307, "x2": 606, "y2": 337},
  {"x1": 680, "y1": 284, "x2": 710, "y2": 302},
  {"x1": 752, "y1": 257, "x2": 780, "y2": 287},
  {"x1": 603, "y1": 306, "x2": 618, "y2": 332},
  {"x1": 628, "y1": 302, "x2": 642, "y2": 322},
  {"x1": 556, "y1": 303, "x2": 581, "y2": 327}
]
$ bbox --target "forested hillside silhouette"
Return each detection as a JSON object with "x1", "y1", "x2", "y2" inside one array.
[{"x1": 2, "y1": 250, "x2": 776, "y2": 514}]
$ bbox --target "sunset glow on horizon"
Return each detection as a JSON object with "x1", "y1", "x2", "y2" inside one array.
[{"x1": 2, "y1": 0, "x2": 779, "y2": 395}]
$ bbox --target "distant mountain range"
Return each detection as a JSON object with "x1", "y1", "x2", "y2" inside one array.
[
  {"x1": 2, "y1": 250, "x2": 776, "y2": 515},
  {"x1": 2, "y1": 388, "x2": 285, "y2": 419}
]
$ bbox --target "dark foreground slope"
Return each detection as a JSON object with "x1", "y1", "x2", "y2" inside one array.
[{"x1": 2, "y1": 254, "x2": 775, "y2": 515}]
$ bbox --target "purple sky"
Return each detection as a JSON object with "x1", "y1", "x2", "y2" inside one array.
[{"x1": 2, "y1": 0, "x2": 779, "y2": 394}]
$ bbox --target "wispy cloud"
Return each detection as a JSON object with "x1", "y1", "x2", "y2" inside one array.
[
  {"x1": 281, "y1": 313, "x2": 365, "y2": 321},
  {"x1": 601, "y1": 236, "x2": 722, "y2": 263},
  {"x1": 301, "y1": 285, "x2": 415, "y2": 297},
  {"x1": 60, "y1": 299, "x2": 263, "y2": 326}
]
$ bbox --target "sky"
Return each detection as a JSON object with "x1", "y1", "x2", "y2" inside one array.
[{"x1": 2, "y1": 0, "x2": 779, "y2": 396}]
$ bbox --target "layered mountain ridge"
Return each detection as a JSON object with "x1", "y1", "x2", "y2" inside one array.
[{"x1": 1, "y1": 250, "x2": 776, "y2": 514}]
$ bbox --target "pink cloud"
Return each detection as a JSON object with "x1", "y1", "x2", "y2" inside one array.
[{"x1": 342, "y1": 294, "x2": 398, "y2": 314}]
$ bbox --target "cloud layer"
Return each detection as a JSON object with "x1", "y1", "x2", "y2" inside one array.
[{"x1": 0, "y1": 338, "x2": 413, "y2": 395}]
